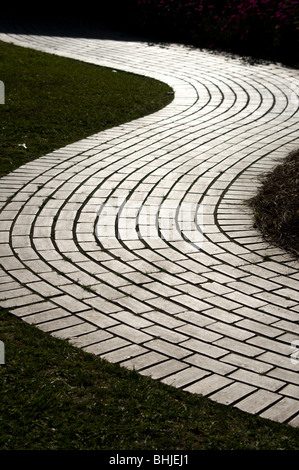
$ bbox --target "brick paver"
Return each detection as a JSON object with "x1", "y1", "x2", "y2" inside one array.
[{"x1": 0, "y1": 20, "x2": 298, "y2": 427}]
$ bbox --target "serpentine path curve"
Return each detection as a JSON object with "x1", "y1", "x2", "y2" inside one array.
[{"x1": 0, "y1": 23, "x2": 299, "y2": 427}]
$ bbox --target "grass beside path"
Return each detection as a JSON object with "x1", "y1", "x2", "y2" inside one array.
[
  {"x1": 0, "y1": 40, "x2": 299, "y2": 451},
  {"x1": 248, "y1": 149, "x2": 299, "y2": 258},
  {"x1": 0, "y1": 41, "x2": 173, "y2": 177},
  {"x1": 2, "y1": 309, "x2": 299, "y2": 451}
]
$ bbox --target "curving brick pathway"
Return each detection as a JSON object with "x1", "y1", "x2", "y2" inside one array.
[{"x1": 0, "y1": 22, "x2": 299, "y2": 427}]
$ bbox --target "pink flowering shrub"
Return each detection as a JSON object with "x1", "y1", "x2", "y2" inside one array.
[{"x1": 127, "y1": 0, "x2": 299, "y2": 64}]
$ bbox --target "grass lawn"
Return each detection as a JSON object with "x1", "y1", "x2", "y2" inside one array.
[
  {"x1": 0, "y1": 40, "x2": 299, "y2": 451},
  {"x1": 0, "y1": 41, "x2": 173, "y2": 177}
]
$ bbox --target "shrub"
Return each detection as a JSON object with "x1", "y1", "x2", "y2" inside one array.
[
  {"x1": 247, "y1": 149, "x2": 299, "y2": 257},
  {"x1": 115, "y1": 0, "x2": 299, "y2": 65}
]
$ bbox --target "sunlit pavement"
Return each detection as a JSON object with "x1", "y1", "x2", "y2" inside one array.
[{"x1": 0, "y1": 21, "x2": 299, "y2": 427}]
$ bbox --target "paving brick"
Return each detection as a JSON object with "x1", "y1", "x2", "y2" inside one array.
[
  {"x1": 234, "y1": 319, "x2": 284, "y2": 338},
  {"x1": 288, "y1": 414, "x2": 299, "y2": 428},
  {"x1": 37, "y1": 316, "x2": 83, "y2": 333},
  {"x1": 214, "y1": 337, "x2": 264, "y2": 357},
  {"x1": 139, "y1": 359, "x2": 188, "y2": 380},
  {"x1": 170, "y1": 294, "x2": 212, "y2": 311},
  {"x1": 101, "y1": 344, "x2": 147, "y2": 364},
  {"x1": 145, "y1": 339, "x2": 191, "y2": 359},
  {"x1": 243, "y1": 275, "x2": 281, "y2": 291},
  {"x1": 247, "y1": 336, "x2": 295, "y2": 356},
  {"x1": 271, "y1": 320, "x2": 299, "y2": 336},
  {"x1": 115, "y1": 296, "x2": 154, "y2": 314},
  {"x1": 181, "y1": 338, "x2": 228, "y2": 358},
  {"x1": 71, "y1": 329, "x2": 113, "y2": 347},
  {"x1": 108, "y1": 324, "x2": 153, "y2": 344},
  {"x1": 235, "y1": 390, "x2": 280, "y2": 414},
  {"x1": 225, "y1": 291, "x2": 266, "y2": 309},
  {"x1": 260, "y1": 304, "x2": 299, "y2": 322},
  {"x1": 267, "y1": 368, "x2": 299, "y2": 386},
  {"x1": 52, "y1": 295, "x2": 90, "y2": 313},
  {"x1": 260, "y1": 397, "x2": 299, "y2": 424},
  {"x1": 186, "y1": 353, "x2": 237, "y2": 375},
  {"x1": 84, "y1": 337, "x2": 130, "y2": 356},
  {"x1": 11, "y1": 302, "x2": 61, "y2": 317},
  {"x1": 0, "y1": 286, "x2": 33, "y2": 300},
  {"x1": 202, "y1": 307, "x2": 243, "y2": 324},
  {"x1": 221, "y1": 353, "x2": 273, "y2": 374},
  {"x1": 0, "y1": 294, "x2": 44, "y2": 308},
  {"x1": 51, "y1": 322, "x2": 96, "y2": 339},
  {"x1": 204, "y1": 295, "x2": 243, "y2": 311},
  {"x1": 228, "y1": 369, "x2": 284, "y2": 392},
  {"x1": 120, "y1": 351, "x2": 167, "y2": 371},
  {"x1": 111, "y1": 310, "x2": 153, "y2": 329},
  {"x1": 161, "y1": 366, "x2": 209, "y2": 388},
  {"x1": 176, "y1": 323, "x2": 222, "y2": 342},
  {"x1": 24, "y1": 308, "x2": 71, "y2": 324},
  {"x1": 210, "y1": 382, "x2": 256, "y2": 406},
  {"x1": 255, "y1": 291, "x2": 297, "y2": 308},
  {"x1": 257, "y1": 351, "x2": 299, "y2": 372},
  {"x1": 233, "y1": 306, "x2": 280, "y2": 325},
  {"x1": 184, "y1": 374, "x2": 233, "y2": 396},
  {"x1": 77, "y1": 309, "x2": 119, "y2": 328},
  {"x1": 143, "y1": 325, "x2": 188, "y2": 344},
  {"x1": 207, "y1": 321, "x2": 255, "y2": 341},
  {"x1": 142, "y1": 310, "x2": 185, "y2": 329},
  {"x1": 279, "y1": 384, "x2": 299, "y2": 400}
]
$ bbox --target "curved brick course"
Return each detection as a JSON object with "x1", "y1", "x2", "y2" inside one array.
[{"x1": 0, "y1": 23, "x2": 299, "y2": 427}]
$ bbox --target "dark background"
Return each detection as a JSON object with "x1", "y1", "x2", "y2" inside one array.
[{"x1": 1, "y1": 1, "x2": 298, "y2": 67}]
